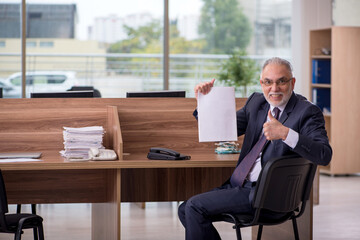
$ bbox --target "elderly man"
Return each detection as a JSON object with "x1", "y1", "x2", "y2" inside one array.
[{"x1": 178, "y1": 57, "x2": 332, "y2": 240}]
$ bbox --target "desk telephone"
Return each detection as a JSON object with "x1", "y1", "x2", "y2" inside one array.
[{"x1": 147, "y1": 147, "x2": 191, "y2": 160}]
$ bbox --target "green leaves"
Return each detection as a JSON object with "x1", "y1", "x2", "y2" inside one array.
[
  {"x1": 217, "y1": 49, "x2": 260, "y2": 96},
  {"x1": 108, "y1": 20, "x2": 162, "y2": 54},
  {"x1": 199, "y1": 0, "x2": 252, "y2": 54}
]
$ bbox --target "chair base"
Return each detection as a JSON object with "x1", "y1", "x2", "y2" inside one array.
[{"x1": 232, "y1": 219, "x2": 300, "y2": 240}]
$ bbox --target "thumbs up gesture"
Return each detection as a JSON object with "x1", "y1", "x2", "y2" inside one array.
[{"x1": 263, "y1": 109, "x2": 289, "y2": 141}]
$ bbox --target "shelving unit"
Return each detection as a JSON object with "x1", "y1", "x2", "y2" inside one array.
[{"x1": 309, "y1": 27, "x2": 360, "y2": 175}]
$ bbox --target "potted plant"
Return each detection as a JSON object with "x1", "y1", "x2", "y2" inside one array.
[{"x1": 217, "y1": 49, "x2": 260, "y2": 97}]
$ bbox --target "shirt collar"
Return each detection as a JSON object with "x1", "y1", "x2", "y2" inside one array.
[{"x1": 270, "y1": 102, "x2": 287, "y2": 118}]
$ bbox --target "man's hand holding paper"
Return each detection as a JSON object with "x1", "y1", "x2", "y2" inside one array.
[{"x1": 196, "y1": 79, "x2": 237, "y2": 142}]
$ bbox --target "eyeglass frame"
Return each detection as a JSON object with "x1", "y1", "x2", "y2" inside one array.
[{"x1": 260, "y1": 77, "x2": 294, "y2": 87}]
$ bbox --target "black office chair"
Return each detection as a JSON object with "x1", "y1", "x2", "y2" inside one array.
[
  {"x1": 0, "y1": 170, "x2": 45, "y2": 240},
  {"x1": 67, "y1": 86, "x2": 101, "y2": 97},
  {"x1": 213, "y1": 155, "x2": 317, "y2": 240},
  {"x1": 16, "y1": 203, "x2": 38, "y2": 240}
]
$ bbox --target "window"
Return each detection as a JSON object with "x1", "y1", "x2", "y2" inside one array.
[
  {"x1": 32, "y1": 75, "x2": 47, "y2": 85},
  {"x1": 168, "y1": 0, "x2": 292, "y2": 97},
  {"x1": 0, "y1": 1, "x2": 291, "y2": 98},
  {"x1": 39, "y1": 41, "x2": 53, "y2": 47},
  {"x1": 26, "y1": 41, "x2": 37, "y2": 47},
  {"x1": 10, "y1": 76, "x2": 22, "y2": 86},
  {"x1": 29, "y1": 12, "x2": 42, "y2": 19},
  {"x1": 47, "y1": 75, "x2": 66, "y2": 84}
]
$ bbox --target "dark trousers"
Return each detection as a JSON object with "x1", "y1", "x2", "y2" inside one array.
[{"x1": 178, "y1": 182, "x2": 255, "y2": 240}]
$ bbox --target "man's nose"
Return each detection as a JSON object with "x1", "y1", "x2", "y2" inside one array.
[{"x1": 270, "y1": 82, "x2": 280, "y2": 91}]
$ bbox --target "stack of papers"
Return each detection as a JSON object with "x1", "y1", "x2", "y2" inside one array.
[{"x1": 60, "y1": 126, "x2": 105, "y2": 159}]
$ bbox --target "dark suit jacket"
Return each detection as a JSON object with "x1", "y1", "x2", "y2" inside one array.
[{"x1": 235, "y1": 92, "x2": 332, "y2": 167}]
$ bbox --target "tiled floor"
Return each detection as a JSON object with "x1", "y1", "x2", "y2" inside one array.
[
  {"x1": 0, "y1": 174, "x2": 359, "y2": 240},
  {"x1": 313, "y1": 174, "x2": 360, "y2": 240}
]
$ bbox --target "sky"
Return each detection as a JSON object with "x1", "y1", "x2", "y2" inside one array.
[{"x1": 18, "y1": 0, "x2": 204, "y2": 40}]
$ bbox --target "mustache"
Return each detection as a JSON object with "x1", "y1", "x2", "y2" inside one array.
[{"x1": 268, "y1": 92, "x2": 284, "y2": 96}]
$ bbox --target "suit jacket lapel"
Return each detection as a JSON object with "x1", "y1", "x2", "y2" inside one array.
[{"x1": 279, "y1": 92, "x2": 297, "y2": 124}]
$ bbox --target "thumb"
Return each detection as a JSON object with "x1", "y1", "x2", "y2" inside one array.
[
  {"x1": 210, "y1": 78, "x2": 215, "y2": 86},
  {"x1": 268, "y1": 109, "x2": 275, "y2": 121}
]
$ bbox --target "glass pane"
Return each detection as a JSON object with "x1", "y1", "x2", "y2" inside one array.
[
  {"x1": 1, "y1": 0, "x2": 291, "y2": 98},
  {"x1": 82, "y1": 0, "x2": 164, "y2": 97},
  {"x1": 39, "y1": 41, "x2": 54, "y2": 47},
  {"x1": 1, "y1": 0, "x2": 164, "y2": 98},
  {"x1": 0, "y1": 1, "x2": 22, "y2": 98},
  {"x1": 169, "y1": 0, "x2": 292, "y2": 97},
  {"x1": 169, "y1": 0, "x2": 203, "y2": 97}
]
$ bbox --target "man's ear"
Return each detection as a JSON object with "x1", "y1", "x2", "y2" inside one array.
[{"x1": 291, "y1": 77, "x2": 296, "y2": 89}]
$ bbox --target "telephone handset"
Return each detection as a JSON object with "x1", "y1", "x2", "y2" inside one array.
[
  {"x1": 151, "y1": 147, "x2": 180, "y2": 156},
  {"x1": 147, "y1": 147, "x2": 191, "y2": 160}
]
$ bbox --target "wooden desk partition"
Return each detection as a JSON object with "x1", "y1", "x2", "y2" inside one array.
[
  {"x1": 0, "y1": 99, "x2": 122, "y2": 240},
  {"x1": 0, "y1": 98, "x2": 313, "y2": 240},
  {"x1": 117, "y1": 98, "x2": 243, "y2": 202}
]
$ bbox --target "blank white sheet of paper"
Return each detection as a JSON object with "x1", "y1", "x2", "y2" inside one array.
[{"x1": 197, "y1": 87, "x2": 237, "y2": 142}]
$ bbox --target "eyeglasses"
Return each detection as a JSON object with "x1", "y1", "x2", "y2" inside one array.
[{"x1": 260, "y1": 78, "x2": 293, "y2": 87}]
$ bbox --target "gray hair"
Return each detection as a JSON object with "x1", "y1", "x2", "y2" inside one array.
[{"x1": 261, "y1": 57, "x2": 293, "y2": 78}]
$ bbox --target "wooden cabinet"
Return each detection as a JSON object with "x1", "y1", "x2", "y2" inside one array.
[{"x1": 309, "y1": 27, "x2": 360, "y2": 175}]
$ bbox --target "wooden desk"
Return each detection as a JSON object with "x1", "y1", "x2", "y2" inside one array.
[
  {"x1": 116, "y1": 98, "x2": 243, "y2": 202},
  {"x1": 0, "y1": 98, "x2": 312, "y2": 240},
  {"x1": 0, "y1": 102, "x2": 122, "y2": 240},
  {"x1": 0, "y1": 98, "x2": 238, "y2": 240}
]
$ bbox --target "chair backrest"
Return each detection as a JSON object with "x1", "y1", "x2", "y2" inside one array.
[
  {"x1": 68, "y1": 86, "x2": 101, "y2": 97},
  {"x1": 253, "y1": 155, "x2": 317, "y2": 213},
  {"x1": 0, "y1": 170, "x2": 9, "y2": 230}
]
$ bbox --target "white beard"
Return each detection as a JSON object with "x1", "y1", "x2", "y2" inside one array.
[{"x1": 264, "y1": 87, "x2": 293, "y2": 107}]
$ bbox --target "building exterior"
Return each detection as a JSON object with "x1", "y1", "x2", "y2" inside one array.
[
  {"x1": 0, "y1": 38, "x2": 106, "y2": 79},
  {"x1": 177, "y1": 14, "x2": 200, "y2": 40},
  {"x1": 239, "y1": 0, "x2": 291, "y2": 56},
  {"x1": 89, "y1": 15, "x2": 126, "y2": 44},
  {"x1": 88, "y1": 13, "x2": 154, "y2": 44},
  {"x1": 0, "y1": 3, "x2": 105, "y2": 79},
  {"x1": 0, "y1": 3, "x2": 77, "y2": 38}
]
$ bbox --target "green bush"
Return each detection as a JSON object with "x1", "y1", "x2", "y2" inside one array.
[{"x1": 217, "y1": 49, "x2": 260, "y2": 96}]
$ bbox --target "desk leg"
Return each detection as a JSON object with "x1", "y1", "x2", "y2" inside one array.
[{"x1": 92, "y1": 169, "x2": 121, "y2": 240}]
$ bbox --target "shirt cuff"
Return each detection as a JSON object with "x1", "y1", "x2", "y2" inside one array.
[{"x1": 283, "y1": 128, "x2": 299, "y2": 149}]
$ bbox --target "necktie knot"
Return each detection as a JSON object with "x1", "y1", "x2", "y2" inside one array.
[{"x1": 273, "y1": 107, "x2": 280, "y2": 120}]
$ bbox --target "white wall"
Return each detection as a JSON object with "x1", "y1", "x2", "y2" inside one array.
[
  {"x1": 291, "y1": 0, "x2": 332, "y2": 99},
  {"x1": 333, "y1": 0, "x2": 360, "y2": 26}
]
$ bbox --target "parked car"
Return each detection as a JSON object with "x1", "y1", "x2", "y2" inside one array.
[
  {"x1": 1, "y1": 71, "x2": 78, "y2": 98},
  {"x1": 0, "y1": 80, "x2": 18, "y2": 98}
]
